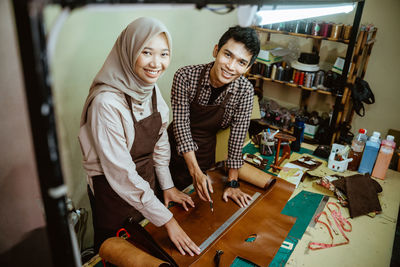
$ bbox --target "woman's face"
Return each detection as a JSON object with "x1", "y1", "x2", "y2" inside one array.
[{"x1": 134, "y1": 33, "x2": 170, "y2": 84}]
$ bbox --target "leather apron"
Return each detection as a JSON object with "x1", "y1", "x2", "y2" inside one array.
[
  {"x1": 89, "y1": 88, "x2": 162, "y2": 250},
  {"x1": 168, "y1": 67, "x2": 232, "y2": 190}
]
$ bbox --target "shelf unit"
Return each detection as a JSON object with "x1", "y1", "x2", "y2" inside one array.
[{"x1": 248, "y1": 3, "x2": 377, "y2": 145}]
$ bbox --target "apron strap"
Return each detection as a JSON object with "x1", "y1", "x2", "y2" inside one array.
[{"x1": 193, "y1": 67, "x2": 208, "y2": 103}]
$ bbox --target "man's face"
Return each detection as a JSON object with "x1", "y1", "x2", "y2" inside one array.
[{"x1": 209, "y1": 38, "x2": 253, "y2": 88}]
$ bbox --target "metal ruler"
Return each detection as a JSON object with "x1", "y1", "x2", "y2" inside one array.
[
  {"x1": 309, "y1": 195, "x2": 329, "y2": 228},
  {"x1": 199, "y1": 192, "x2": 262, "y2": 252}
]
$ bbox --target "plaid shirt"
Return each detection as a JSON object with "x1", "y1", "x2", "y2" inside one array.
[{"x1": 171, "y1": 62, "x2": 254, "y2": 169}]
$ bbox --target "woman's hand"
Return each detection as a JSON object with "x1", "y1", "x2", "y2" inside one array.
[
  {"x1": 163, "y1": 187, "x2": 195, "y2": 211},
  {"x1": 164, "y1": 218, "x2": 200, "y2": 256},
  {"x1": 192, "y1": 170, "x2": 213, "y2": 202},
  {"x1": 222, "y1": 187, "x2": 252, "y2": 208}
]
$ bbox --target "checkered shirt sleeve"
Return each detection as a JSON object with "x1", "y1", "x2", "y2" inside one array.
[
  {"x1": 171, "y1": 64, "x2": 203, "y2": 154},
  {"x1": 225, "y1": 79, "x2": 254, "y2": 169}
]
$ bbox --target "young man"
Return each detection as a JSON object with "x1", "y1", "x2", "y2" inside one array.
[{"x1": 168, "y1": 26, "x2": 260, "y2": 208}]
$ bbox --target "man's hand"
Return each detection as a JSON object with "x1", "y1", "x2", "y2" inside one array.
[
  {"x1": 222, "y1": 187, "x2": 252, "y2": 208},
  {"x1": 163, "y1": 187, "x2": 195, "y2": 211},
  {"x1": 164, "y1": 218, "x2": 201, "y2": 256},
  {"x1": 182, "y1": 151, "x2": 213, "y2": 202},
  {"x1": 192, "y1": 170, "x2": 213, "y2": 202}
]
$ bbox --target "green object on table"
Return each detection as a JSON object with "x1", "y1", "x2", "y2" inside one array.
[{"x1": 242, "y1": 141, "x2": 314, "y2": 175}]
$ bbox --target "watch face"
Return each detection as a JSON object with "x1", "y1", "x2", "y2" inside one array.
[{"x1": 227, "y1": 180, "x2": 240, "y2": 188}]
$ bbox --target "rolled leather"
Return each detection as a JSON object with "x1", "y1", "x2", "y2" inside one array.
[
  {"x1": 99, "y1": 237, "x2": 170, "y2": 267},
  {"x1": 238, "y1": 162, "x2": 276, "y2": 189}
]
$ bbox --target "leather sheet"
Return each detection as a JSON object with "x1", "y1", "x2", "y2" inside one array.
[{"x1": 146, "y1": 170, "x2": 296, "y2": 266}]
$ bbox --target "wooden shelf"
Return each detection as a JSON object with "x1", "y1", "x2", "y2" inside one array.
[
  {"x1": 251, "y1": 119, "x2": 294, "y2": 135},
  {"x1": 247, "y1": 74, "x2": 337, "y2": 96},
  {"x1": 253, "y1": 27, "x2": 351, "y2": 44}
]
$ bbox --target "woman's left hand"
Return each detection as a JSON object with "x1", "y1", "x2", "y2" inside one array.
[
  {"x1": 164, "y1": 187, "x2": 195, "y2": 211},
  {"x1": 222, "y1": 187, "x2": 252, "y2": 208}
]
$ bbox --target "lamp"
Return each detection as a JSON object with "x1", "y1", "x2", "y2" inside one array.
[{"x1": 238, "y1": 3, "x2": 355, "y2": 27}]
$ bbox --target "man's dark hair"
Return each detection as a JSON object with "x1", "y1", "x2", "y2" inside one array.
[{"x1": 217, "y1": 26, "x2": 260, "y2": 66}]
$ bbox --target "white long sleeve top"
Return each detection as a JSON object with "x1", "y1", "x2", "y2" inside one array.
[{"x1": 78, "y1": 85, "x2": 173, "y2": 227}]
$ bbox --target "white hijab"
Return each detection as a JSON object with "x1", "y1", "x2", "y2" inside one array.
[{"x1": 80, "y1": 17, "x2": 172, "y2": 126}]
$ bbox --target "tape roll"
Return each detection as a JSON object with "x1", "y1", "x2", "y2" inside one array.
[
  {"x1": 99, "y1": 237, "x2": 170, "y2": 267},
  {"x1": 238, "y1": 162, "x2": 276, "y2": 189}
]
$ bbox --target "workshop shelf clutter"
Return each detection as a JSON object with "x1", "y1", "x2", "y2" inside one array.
[{"x1": 247, "y1": 22, "x2": 378, "y2": 146}]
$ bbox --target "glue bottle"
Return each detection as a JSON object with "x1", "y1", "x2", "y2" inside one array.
[
  {"x1": 372, "y1": 135, "x2": 396, "y2": 179},
  {"x1": 358, "y1": 131, "x2": 381, "y2": 174},
  {"x1": 347, "y1": 128, "x2": 368, "y2": 171}
]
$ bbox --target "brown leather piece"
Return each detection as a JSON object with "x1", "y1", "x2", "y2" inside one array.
[
  {"x1": 146, "y1": 170, "x2": 296, "y2": 266},
  {"x1": 238, "y1": 162, "x2": 276, "y2": 189},
  {"x1": 99, "y1": 237, "x2": 170, "y2": 267}
]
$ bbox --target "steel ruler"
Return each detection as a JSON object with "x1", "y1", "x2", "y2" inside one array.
[{"x1": 199, "y1": 192, "x2": 261, "y2": 252}]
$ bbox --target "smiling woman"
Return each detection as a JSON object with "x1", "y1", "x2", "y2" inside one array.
[{"x1": 78, "y1": 17, "x2": 200, "y2": 256}]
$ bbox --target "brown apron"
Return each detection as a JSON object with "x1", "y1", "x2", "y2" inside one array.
[
  {"x1": 168, "y1": 67, "x2": 232, "y2": 190},
  {"x1": 89, "y1": 88, "x2": 162, "y2": 250}
]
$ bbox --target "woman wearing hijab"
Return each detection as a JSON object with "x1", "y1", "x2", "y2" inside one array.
[{"x1": 79, "y1": 17, "x2": 200, "y2": 256}]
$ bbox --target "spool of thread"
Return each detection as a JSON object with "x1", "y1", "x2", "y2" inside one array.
[
  {"x1": 311, "y1": 21, "x2": 322, "y2": 36},
  {"x1": 277, "y1": 66, "x2": 284, "y2": 81},
  {"x1": 321, "y1": 22, "x2": 332, "y2": 37},
  {"x1": 238, "y1": 162, "x2": 276, "y2": 189},
  {"x1": 263, "y1": 64, "x2": 271, "y2": 78},
  {"x1": 342, "y1": 24, "x2": 353, "y2": 40},
  {"x1": 284, "y1": 65, "x2": 292, "y2": 82},
  {"x1": 294, "y1": 70, "x2": 300, "y2": 84},
  {"x1": 299, "y1": 72, "x2": 305, "y2": 85},
  {"x1": 304, "y1": 72, "x2": 313, "y2": 88},
  {"x1": 271, "y1": 64, "x2": 277, "y2": 80},
  {"x1": 304, "y1": 21, "x2": 312, "y2": 35},
  {"x1": 330, "y1": 23, "x2": 343, "y2": 39},
  {"x1": 294, "y1": 20, "x2": 302, "y2": 33},
  {"x1": 314, "y1": 70, "x2": 325, "y2": 87}
]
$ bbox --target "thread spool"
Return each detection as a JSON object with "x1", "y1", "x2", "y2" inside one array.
[
  {"x1": 304, "y1": 72, "x2": 313, "y2": 88},
  {"x1": 263, "y1": 64, "x2": 271, "y2": 78},
  {"x1": 330, "y1": 23, "x2": 343, "y2": 39},
  {"x1": 271, "y1": 64, "x2": 277, "y2": 80},
  {"x1": 321, "y1": 22, "x2": 332, "y2": 37},
  {"x1": 304, "y1": 21, "x2": 312, "y2": 35},
  {"x1": 291, "y1": 69, "x2": 297, "y2": 83},
  {"x1": 294, "y1": 71, "x2": 300, "y2": 84},
  {"x1": 277, "y1": 66, "x2": 284, "y2": 81},
  {"x1": 311, "y1": 21, "x2": 322, "y2": 36},
  {"x1": 299, "y1": 72, "x2": 305, "y2": 85},
  {"x1": 342, "y1": 24, "x2": 353, "y2": 40}
]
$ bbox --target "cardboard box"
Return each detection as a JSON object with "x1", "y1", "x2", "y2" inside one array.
[{"x1": 256, "y1": 48, "x2": 290, "y2": 64}]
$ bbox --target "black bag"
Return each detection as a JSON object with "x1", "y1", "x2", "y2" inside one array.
[{"x1": 351, "y1": 78, "x2": 375, "y2": 117}]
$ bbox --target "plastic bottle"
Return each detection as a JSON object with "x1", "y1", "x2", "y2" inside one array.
[
  {"x1": 372, "y1": 135, "x2": 396, "y2": 179},
  {"x1": 358, "y1": 131, "x2": 381, "y2": 174},
  {"x1": 347, "y1": 128, "x2": 368, "y2": 171}
]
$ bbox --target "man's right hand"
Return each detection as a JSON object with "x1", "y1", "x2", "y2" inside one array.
[
  {"x1": 183, "y1": 151, "x2": 213, "y2": 202},
  {"x1": 192, "y1": 170, "x2": 213, "y2": 202},
  {"x1": 164, "y1": 217, "x2": 200, "y2": 256}
]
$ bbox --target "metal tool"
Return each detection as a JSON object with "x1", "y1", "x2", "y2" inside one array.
[
  {"x1": 199, "y1": 192, "x2": 261, "y2": 252},
  {"x1": 309, "y1": 195, "x2": 329, "y2": 228}
]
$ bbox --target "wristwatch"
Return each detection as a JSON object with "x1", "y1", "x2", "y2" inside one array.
[{"x1": 225, "y1": 180, "x2": 240, "y2": 188}]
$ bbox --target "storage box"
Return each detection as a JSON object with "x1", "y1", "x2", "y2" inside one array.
[
  {"x1": 304, "y1": 123, "x2": 319, "y2": 138},
  {"x1": 256, "y1": 48, "x2": 290, "y2": 64}
]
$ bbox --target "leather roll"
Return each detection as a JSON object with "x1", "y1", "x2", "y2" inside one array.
[
  {"x1": 99, "y1": 237, "x2": 170, "y2": 267},
  {"x1": 238, "y1": 162, "x2": 276, "y2": 189}
]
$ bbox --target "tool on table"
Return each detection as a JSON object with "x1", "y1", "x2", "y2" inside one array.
[
  {"x1": 199, "y1": 192, "x2": 261, "y2": 252},
  {"x1": 308, "y1": 195, "x2": 329, "y2": 228},
  {"x1": 207, "y1": 183, "x2": 214, "y2": 213}
]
